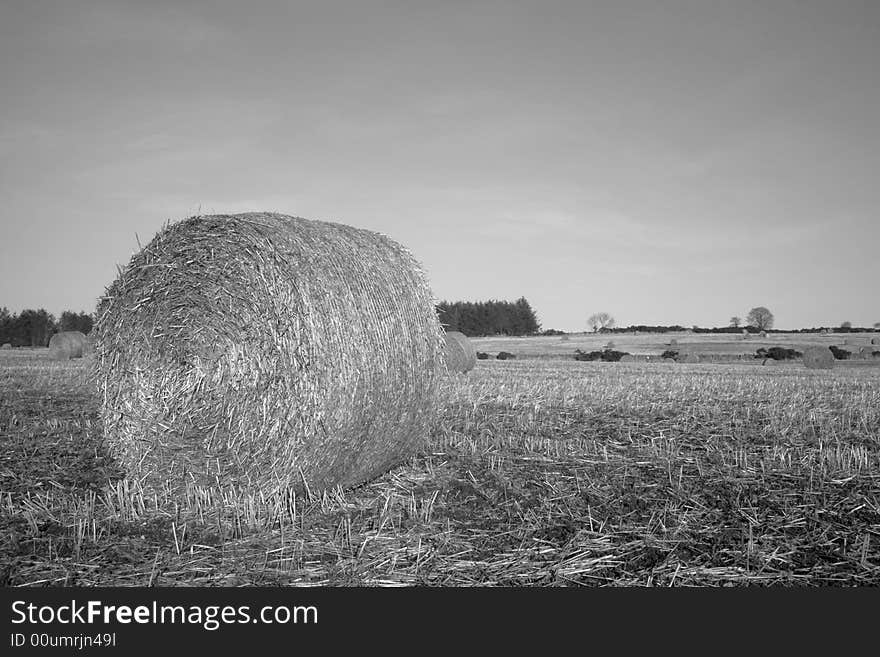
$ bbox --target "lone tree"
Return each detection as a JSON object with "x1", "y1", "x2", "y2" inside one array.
[
  {"x1": 746, "y1": 306, "x2": 774, "y2": 332},
  {"x1": 587, "y1": 312, "x2": 615, "y2": 333},
  {"x1": 729, "y1": 316, "x2": 741, "y2": 329}
]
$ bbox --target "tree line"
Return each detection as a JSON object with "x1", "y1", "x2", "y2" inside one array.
[
  {"x1": 0, "y1": 308, "x2": 93, "y2": 347},
  {"x1": 436, "y1": 297, "x2": 541, "y2": 336}
]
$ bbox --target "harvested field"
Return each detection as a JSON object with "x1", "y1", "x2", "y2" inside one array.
[{"x1": 2, "y1": 349, "x2": 879, "y2": 586}]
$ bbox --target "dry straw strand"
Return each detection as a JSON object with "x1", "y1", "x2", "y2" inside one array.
[
  {"x1": 443, "y1": 331, "x2": 477, "y2": 373},
  {"x1": 802, "y1": 345, "x2": 834, "y2": 370},
  {"x1": 48, "y1": 331, "x2": 88, "y2": 360},
  {"x1": 93, "y1": 213, "x2": 444, "y2": 495}
]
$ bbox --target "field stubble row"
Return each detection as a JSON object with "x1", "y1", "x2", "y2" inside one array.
[{"x1": 1, "y1": 353, "x2": 879, "y2": 585}]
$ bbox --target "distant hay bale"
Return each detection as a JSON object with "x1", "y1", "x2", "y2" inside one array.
[
  {"x1": 677, "y1": 353, "x2": 700, "y2": 364},
  {"x1": 0, "y1": 343, "x2": 11, "y2": 350},
  {"x1": 48, "y1": 331, "x2": 88, "y2": 360},
  {"x1": 669, "y1": 338, "x2": 678, "y2": 346},
  {"x1": 619, "y1": 354, "x2": 636, "y2": 362},
  {"x1": 858, "y1": 347, "x2": 876, "y2": 360},
  {"x1": 759, "y1": 330, "x2": 767, "y2": 338},
  {"x1": 802, "y1": 345, "x2": 834, "y2": 370},
  {"x1": 93, "y1": 212, "x2": 444, "y2": 494},
  {"x1": 560, "y1": 334, "x2": 570, "y2": 342},
  {"x1": 604, "y1": 341, "x2": 615, "y2": 350},
  {"x1": 872, "y1": 338, "x2": 878, "y2": 345},
  {"x1": 444, "y1": 331, "x2": 476, "y2": 373}
]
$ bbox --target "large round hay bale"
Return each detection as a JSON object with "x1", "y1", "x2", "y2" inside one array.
[
  {"x1": 94, "y1": 213, "x2": 444, "y2": 494},
  {"x1": 48, "y1": 331, "x2": 88, "y2": 360},
  {"x1": 802, "y1": 345, "x2": 834, "y2": 370},
  {"x1": 444, "y1": 331, "x2": 476, "y2": 373}
]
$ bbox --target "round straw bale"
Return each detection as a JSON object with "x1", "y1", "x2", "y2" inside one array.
[
  {"x1": 93, "y1": 213, "x2": 444, "y2": 494},
  {"x1": 669, "y1": 338, "x2": 678, "y2": 346},
  {"x1": 0, "y1": 343, "x2": 11, "y2": 350},
  {"x1": 443, "y1": 331, "x2": 476, "y2": 373},
  {"x1": 802, "y1": 345, "x2": 834, "y2": 370},
  {"x1": 858, "y1": 346, "x2": 876, "y2": 360},
  {"x1": 619, "y1": 354, "x2": 636, "y2": 362},
  {"x1": 48, "y1": 331, "x2": 88, "y2": 360},
  {"x1": 677, "y1": 353, "x2": 700, "y2": 364},
  {"x1": 872, "y1": 338, "x2": 878, "y2": 345}
]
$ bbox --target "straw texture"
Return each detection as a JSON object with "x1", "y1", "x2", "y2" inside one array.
[{"x1": 94, "y1": 213, "x2": 444, "y2": 494}]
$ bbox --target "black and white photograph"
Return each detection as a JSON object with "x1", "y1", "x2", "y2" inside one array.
[{"x1": 1, "y1": 0, "x2": 879, "y2": 620}]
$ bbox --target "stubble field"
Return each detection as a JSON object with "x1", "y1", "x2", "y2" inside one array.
[{"x1": 1, "y1": 334, "x2": 879, "y2": 586}]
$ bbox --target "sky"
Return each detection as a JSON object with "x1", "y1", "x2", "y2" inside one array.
[{"x1": 1, "y1": 0, "x2": 878, "y2": 331}]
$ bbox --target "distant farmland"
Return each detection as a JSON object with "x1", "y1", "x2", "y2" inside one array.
[{"x1": 470, "y1": 331, "x2": 880, "y2": 361}]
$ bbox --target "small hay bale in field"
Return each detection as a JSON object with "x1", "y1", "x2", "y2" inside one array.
[
  {"x1": 802, "y1": 345, "x2": 834, "y2": 370},
  {"x1": 619, "y1": 354, "x2": 636, "y2": 362},
  {"x1": 0, "y1": 343, "x2": 11, "y2": 350},
  {"x1": 759, "y1": 330, "x2": 767, "y2": 338},
  {"x1": 48, "y1": 331, "x2": 88, "y2": 360},
  {"x1": 871, "y1": 338, "x2": 878, "y2": 345},
  {"x1": 677, "y1": 353, "x2": 700, "y2": 364},
  {"x1": 560, "y1": 334, "x2": 570, "y2": 342},
  {"x1": 858, "y1": 346, "x2": 877, "y2": 360},
  {"x1": 94, "y1": 212, "x2": 444, "y2": 494},
  {"x1": 444, "y1": 331, "x2": 476, "y2": 373},
  {"x1": 669, "y1": 338, "x2": 678, "y2": 346}
]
